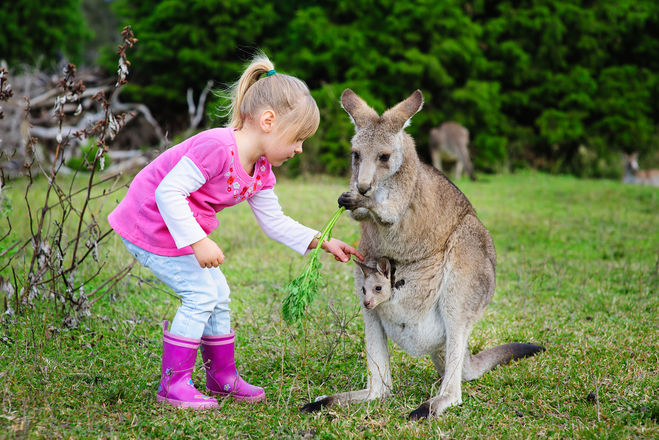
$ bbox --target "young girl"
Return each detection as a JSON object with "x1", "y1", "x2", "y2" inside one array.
[{"x1": 108, "y1": 53, "x2": 362, "y2": 409}]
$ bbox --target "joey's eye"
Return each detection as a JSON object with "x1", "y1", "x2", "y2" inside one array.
[
  {"x1": 375, "y1": 286, "x2": 382, "y2": 292},
  {"x1": 379, "y1": 154, "x2": 390, "y2": 163},
  {"x1": 352, "y1": 151, "x2": 360, "y2": 161},
  {"x1": 362, "y1": 287, "x2": 366, "y2": 294}
]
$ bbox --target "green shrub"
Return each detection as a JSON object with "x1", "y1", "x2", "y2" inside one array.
[{"x1": 66, "y1": 139, "x2": 112, "y2": 172}]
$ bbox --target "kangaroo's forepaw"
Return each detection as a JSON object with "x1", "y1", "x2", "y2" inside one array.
[
  {"x1": 408, "y1": 402, "x2": 430, "y2": 421},
  {"x1": 338, "y1": 191, "x2": 363, "y2": 211},
  {"x1": 300, "y1": 396, "x2": 332, "y2": 414}
]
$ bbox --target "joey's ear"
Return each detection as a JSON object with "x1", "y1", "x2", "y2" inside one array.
[
  {"x1": 382, "y1": 90, "x2": 423, "y2": 132},
  {"x1": 341, "y1": 89, "x2": 379, "y2": 130},
  {"x1": 355, "y1": 260, "x2": 375, "y2": 277},
  {"x1": 376, "y1": 257, "x2": 391, "y2": 278},
  {"x1": 354, "y1": 260, "x2": 367, "y2": 276}
]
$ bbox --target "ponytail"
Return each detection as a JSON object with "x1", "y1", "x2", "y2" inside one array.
[
  {"x1": 221, "y1": 51, "x2": 320, "y2": 140},
  {"x1": 228, "y1": 53, "x2": 274, "y2": 129}
]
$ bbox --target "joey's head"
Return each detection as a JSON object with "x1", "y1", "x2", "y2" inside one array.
[
  {"x1": 341, "y1": 89, "x2": 423, "y2": 197},
  {"x1": 356, "y1": 257, "x2": 392, "y2": 309}
]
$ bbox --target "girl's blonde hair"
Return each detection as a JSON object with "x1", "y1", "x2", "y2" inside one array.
[{"x1": 224, "y1": 52, "x2": 319, "y2": 142}]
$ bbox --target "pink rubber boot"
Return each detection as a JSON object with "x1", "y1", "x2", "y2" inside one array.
[
  {"x1": 201, "y1": 331, "x2": 265, "y2": 402},
  {"x1": 157, "y1": 321, "x2": 219, "y2": 409}
]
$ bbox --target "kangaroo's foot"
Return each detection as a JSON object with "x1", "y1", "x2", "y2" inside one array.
[
  {"x1": 408, "y1": 393, "x2": 462, "y2": 420},
  {"x1": 300, "y1": 388, "x2": 388, "y2": 414},
  {"x1": 300, "y1": 395, "x2": 334, "y2": 413}
]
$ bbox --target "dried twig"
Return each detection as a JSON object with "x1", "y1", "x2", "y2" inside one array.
[{"x1": 1, "y1": 27, "x2": 140, "y2": 319}]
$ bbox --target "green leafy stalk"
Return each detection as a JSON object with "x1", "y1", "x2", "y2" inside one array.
[{"x1": 282, "y1": 206, "x2": 346, "y2": 325}]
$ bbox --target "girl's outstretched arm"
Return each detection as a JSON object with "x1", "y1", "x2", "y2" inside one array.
[{"x1": 310, "y1": 238, "x2": 364, "y2": 263}]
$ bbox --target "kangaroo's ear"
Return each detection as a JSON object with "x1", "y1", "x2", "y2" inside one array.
[
  {"x1": 354, "y1": 260, "x2": 367, "y2": 276},
  {"x1": 354, "y1": 260, "x2": 375, "y2": 277},
  {"x1": 341, "y1": 89, "x2": 379, "y2": 130},
  {"x1": 376, "y1": 257, "x2": 391, "y2": 279},
  {"x1": 382, "y1": 90, "x2": 424, "y2": 132}
]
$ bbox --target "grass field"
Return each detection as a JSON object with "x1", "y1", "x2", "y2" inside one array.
[{"x1": 1, "y1": 172, "x2": 657, "y2": 439}]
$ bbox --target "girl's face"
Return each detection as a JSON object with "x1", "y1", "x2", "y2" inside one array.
[
  {"x1": 266, "y1": 135, "x2": 304, "y2": 166},
  {"x1": 257, "y1": 108, "x2": 311, "y2": 166}
]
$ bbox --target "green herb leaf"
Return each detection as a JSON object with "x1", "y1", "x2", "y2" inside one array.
[{"x1": 282, "y1": 207, "x2": 346, "y2": 325}]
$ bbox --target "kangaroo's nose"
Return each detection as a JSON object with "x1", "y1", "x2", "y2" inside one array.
[{"x1": 357, "y1": 184, "x2": 371, "y2": 195}]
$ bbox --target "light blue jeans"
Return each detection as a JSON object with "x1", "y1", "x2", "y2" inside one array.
[{"x1": 122, "y1": 238, "x2": 231, "y2": 339}]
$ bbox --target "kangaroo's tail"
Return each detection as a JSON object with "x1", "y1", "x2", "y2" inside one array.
[{"x1": 463, "y1": 343, "x2": 545, "y2": 381}]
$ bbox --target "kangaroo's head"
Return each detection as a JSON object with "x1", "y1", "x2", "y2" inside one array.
[
  {"x1": 341, "y1": 89, "x2": 423, "y2": 197},
  {"x1": 623, "y1": 152, "x2": 639, "y2": 174},
  {"x1": 355, "y1": 257, "x2": 392, "y2": 309}
]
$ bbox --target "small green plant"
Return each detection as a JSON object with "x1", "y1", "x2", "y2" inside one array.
[
  {"x1": 281, "y1": 206, "x2": 346, "y2": 324},
  {"x1": 66, "y1": 138, "x2": 112, "y2": 171}
]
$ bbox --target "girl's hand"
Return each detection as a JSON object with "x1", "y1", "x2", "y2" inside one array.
[
  {"x1": 320, "y1": 238, "x2": 364, "y2": 263},
  {"x1": 190, "y1": 237, "x2": 225, "y2": 268}
]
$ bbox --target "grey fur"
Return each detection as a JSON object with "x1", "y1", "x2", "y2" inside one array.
[
  {"x1": 429, "y1": 121, "x2": 475, "y2": 181},
  {"x1": 301, "y1": 89, "x2": 544, "y2": 420}
]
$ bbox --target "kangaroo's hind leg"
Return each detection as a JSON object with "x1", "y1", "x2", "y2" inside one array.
[
  {"x1": 454, "y1": 160, "x2": 464, "y2": 180},
  {"x1": 301, "y1": 308, "x2": 392, "y2": 413},
  {"x1": 409, "y1": 220, "x2": 495, "y2": 420},
  {"x1": 430, "y1": 349, "x2": 445, "y2": 377},
  {"x1": 409, "y1": 315, "x2": 471, "y2": 420}
]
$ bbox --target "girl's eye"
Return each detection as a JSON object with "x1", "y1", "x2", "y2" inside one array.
[
  {"x1": 375, "y1": 286, "x2": 382, "y2": 291},
  {"x1": 379, "y1": 154, "x2": 390, "y2": 163}
]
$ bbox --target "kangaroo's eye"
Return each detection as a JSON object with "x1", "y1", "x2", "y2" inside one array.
[
  {"x1": 375, "y1": 286, "x2": 382, "y2": 292},
  {"x1": 362, "y1": 287, "x2": 366, "y2": 294},
  {"x1": 352, "y1": 151, "x2": 360, "y2": 161},
  {"x1": 379, "y1": 154, "x2": 390, "y2": 163}
]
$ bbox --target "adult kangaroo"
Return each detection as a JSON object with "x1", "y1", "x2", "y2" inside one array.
[
  {"x1": 301, "y1": 89, "x2": 544, "y2": 420},
  {"x1": 429, "y1": 121, "x2": 475, "y2": 181},
  {"x1": 623, "y1": 152, "x2": 659, "y2": 186}
]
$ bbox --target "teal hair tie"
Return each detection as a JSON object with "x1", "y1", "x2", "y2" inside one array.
[{"x1": 266, "y1": 69, "x2": 277, "y2": 77}]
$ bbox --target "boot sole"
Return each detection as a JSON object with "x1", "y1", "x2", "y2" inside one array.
[
  {"x1": 157, "y1": 394, "x2": 219, "y2": 409},
  {"x1": 207, "y1": 389, "x2": 266, "y2": 403}
]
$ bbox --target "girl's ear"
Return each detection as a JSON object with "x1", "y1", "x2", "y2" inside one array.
[{"x1": 259, "y1": 109, "x2": 275, "y2": 133}]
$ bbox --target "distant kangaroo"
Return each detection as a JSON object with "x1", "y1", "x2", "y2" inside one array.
[
  {"x1": 429, "y1": 121, "x2": 475, "y2": 180},
  {"x1": 300, "y1": 89, "x2": 544, "y2": 420},
  {"x1": 623, "y1": 152, "x2": 659, "y2": 186}
]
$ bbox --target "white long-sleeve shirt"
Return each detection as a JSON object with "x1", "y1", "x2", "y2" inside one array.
[{"x1": 155, "y1": 156, "x2": 318, "y2": 255}]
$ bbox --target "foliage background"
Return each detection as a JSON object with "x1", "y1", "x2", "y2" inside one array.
[
  {"x1": 3, "y1": 0, "x2": 658, "y2": 178},
  {"x1": 1, "y1": 2, "x2": 658, "y2": 437}
]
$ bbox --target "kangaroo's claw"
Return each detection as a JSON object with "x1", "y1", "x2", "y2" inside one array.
[
  {"x1": 338, "y1": 191, "x2": 360, "y2": 210},
  {"x1": 300, "y1": 396, "x2": 332, "y2": 413},
  {"x1": 408, "y1": 402, "x2": 430, "y2": 421}
]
